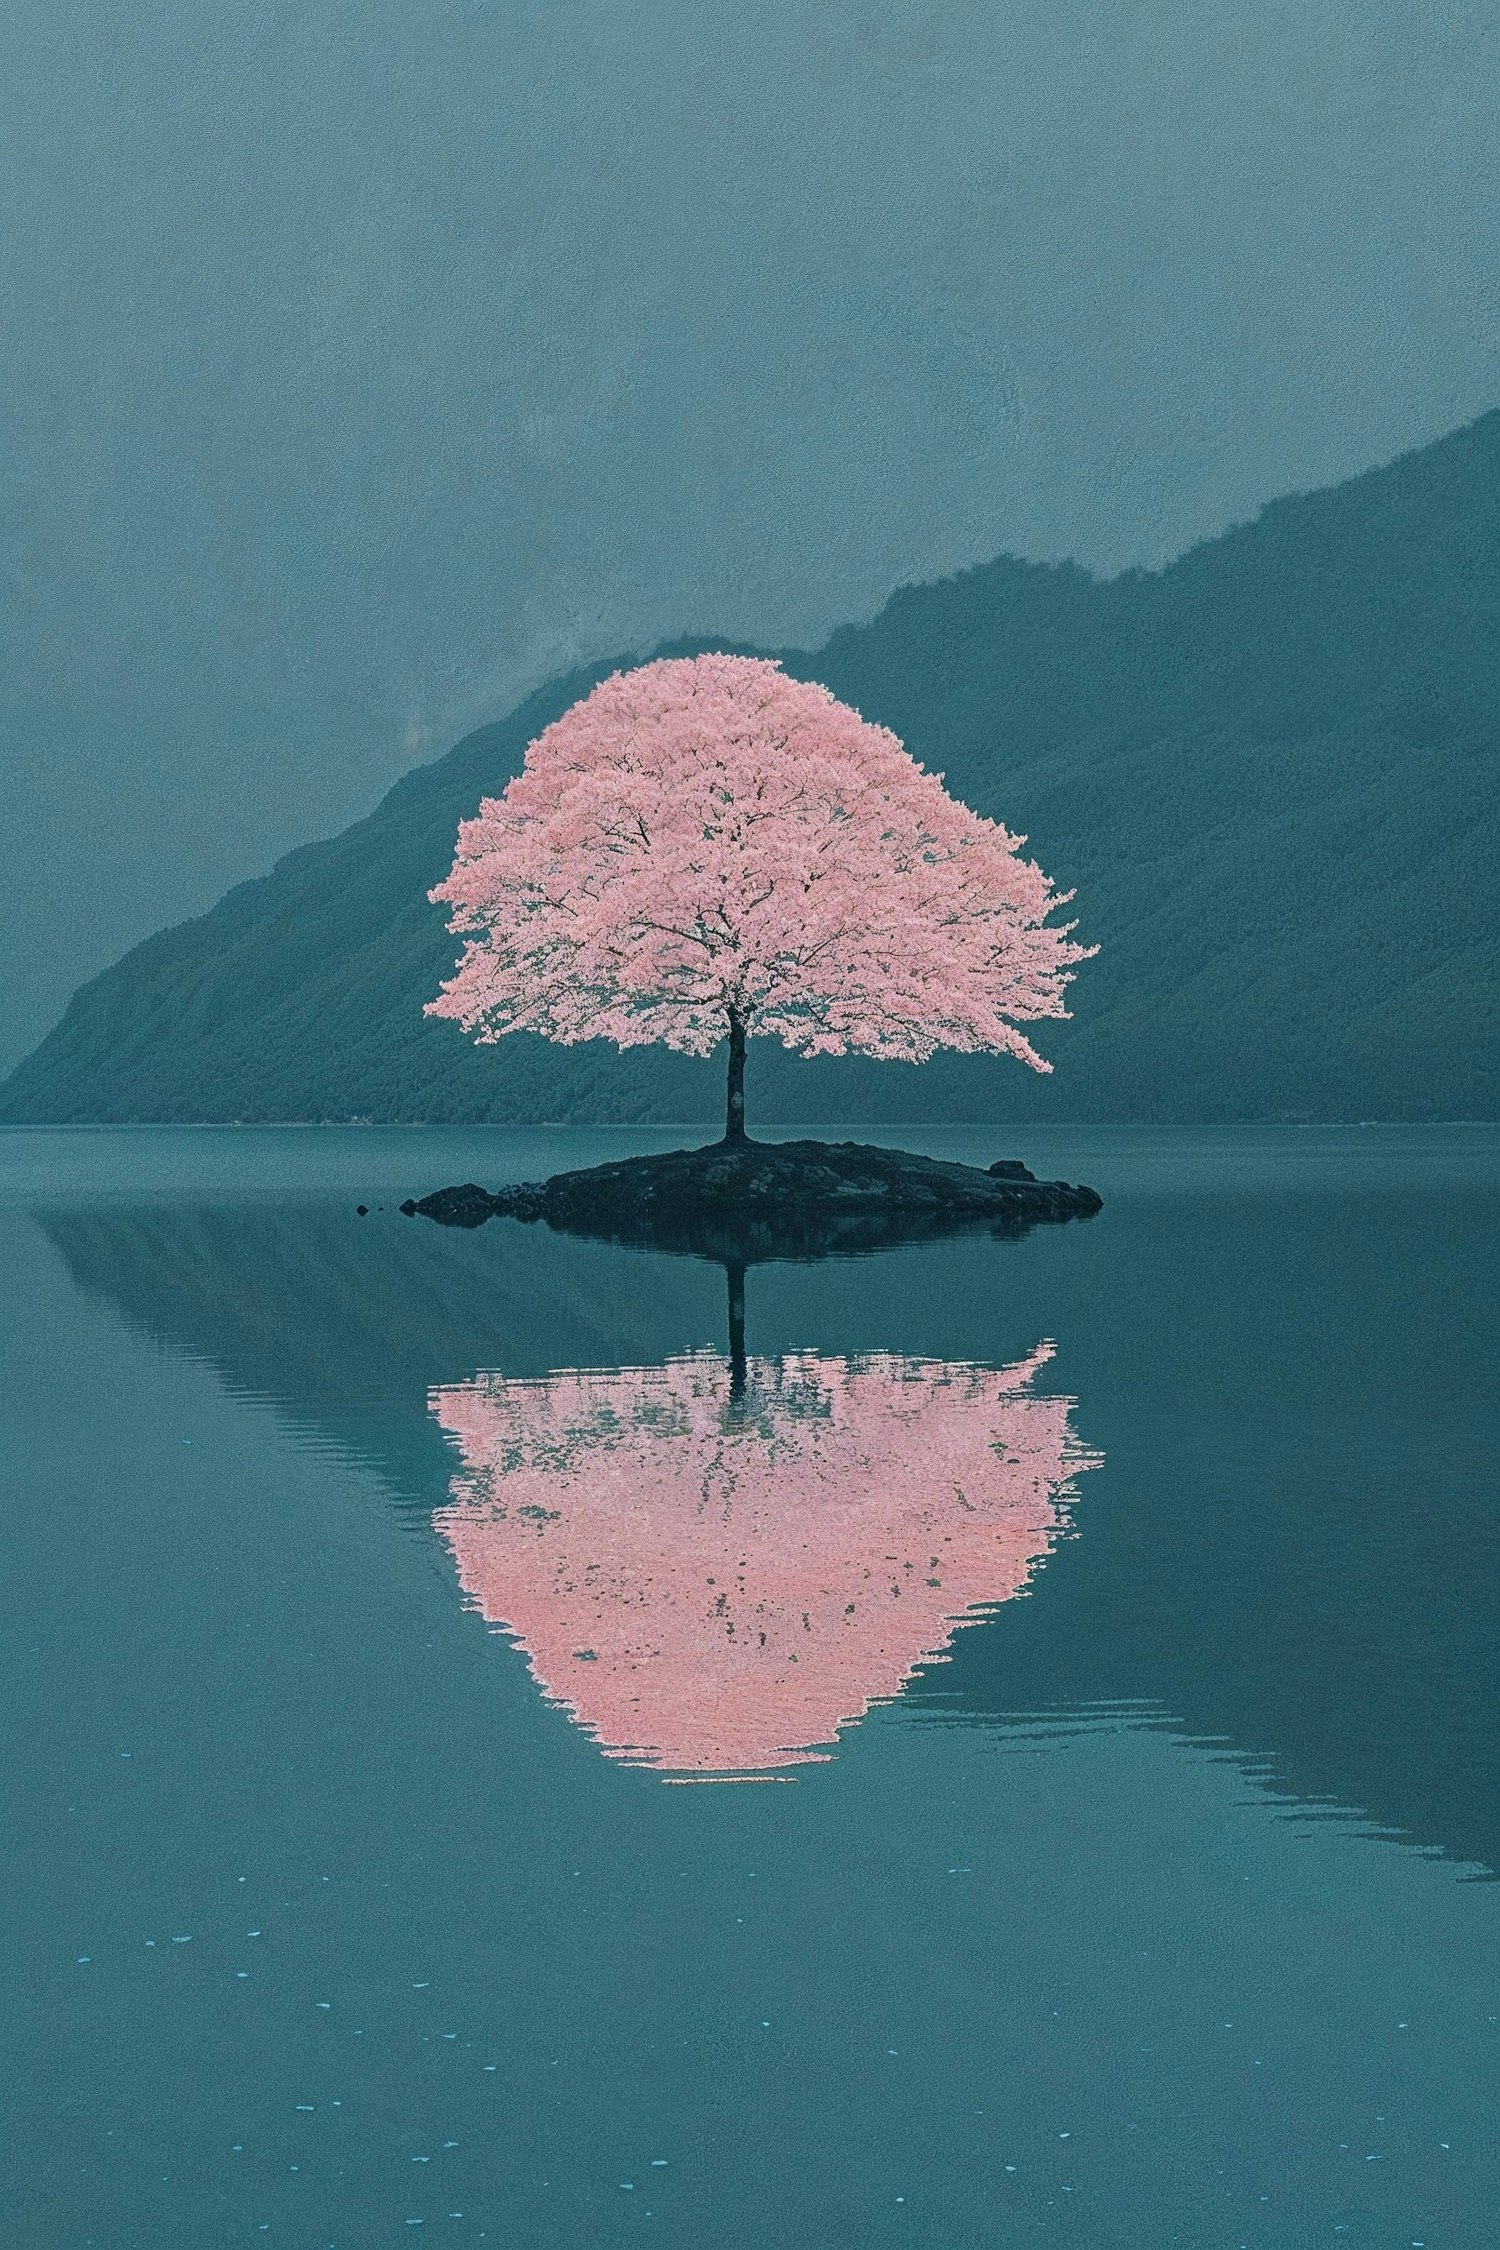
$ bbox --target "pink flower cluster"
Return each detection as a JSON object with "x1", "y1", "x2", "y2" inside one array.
[{"x1": 427, "y1": 653, "x2": 1092, "y2": 1067}]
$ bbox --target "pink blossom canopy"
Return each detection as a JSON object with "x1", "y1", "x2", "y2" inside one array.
[
  {"x1": 431, "y1": 1344, "x2": 1097, "y2": 1775},
  {"x1": 427, "y1": 653, "x2": 1091, "y2": 1068}
]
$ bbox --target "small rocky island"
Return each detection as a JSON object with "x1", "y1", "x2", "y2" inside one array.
[{"x1": 399, "y1": 1137, "x2": 1102, "y2": 1262}]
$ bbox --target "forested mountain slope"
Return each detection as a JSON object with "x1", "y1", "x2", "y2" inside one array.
[{"x1": 4, "y1": 413, "x2": 1497, "y2": 1124}]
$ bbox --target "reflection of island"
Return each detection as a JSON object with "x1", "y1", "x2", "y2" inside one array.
[{"x1": 431, "y1": 1343, "x2": 1096, "y2": 1776}]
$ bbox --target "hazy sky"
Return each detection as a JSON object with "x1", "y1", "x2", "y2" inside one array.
[{"x1": 3, "y1": 0, "x2": 1496, "y2": 1066}]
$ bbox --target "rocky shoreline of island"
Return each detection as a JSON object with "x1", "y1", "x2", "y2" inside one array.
[{"x1": 397, "y1": 1137, "x2": 1102, "y2": 1258}]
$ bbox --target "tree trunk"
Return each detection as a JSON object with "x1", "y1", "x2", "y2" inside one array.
[
  {"x1": 724, "y1": 1004, "x2": 747, "y2": 1143},
  {"x1": 726, "y1": 1261, "x2": 747, "y2": 1404}
]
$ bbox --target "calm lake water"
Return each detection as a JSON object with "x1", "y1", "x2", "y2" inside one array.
[{"x1": 3, "y1": 1124, "x2": 1498, "y2": 2248}]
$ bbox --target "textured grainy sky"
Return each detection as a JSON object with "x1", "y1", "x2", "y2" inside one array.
[{"x1": 2, "y1": 0, "x2": 1496, "y2": 1065}]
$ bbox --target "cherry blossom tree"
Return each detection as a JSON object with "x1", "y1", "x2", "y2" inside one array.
[{"x1": 428, "y1": 653, "x2": 1093, "y2": 1140}]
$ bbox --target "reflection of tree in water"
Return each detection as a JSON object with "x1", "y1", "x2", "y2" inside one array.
[{"x1": 431, "y1": 1342, "x2": 1096, "y2": 1777}]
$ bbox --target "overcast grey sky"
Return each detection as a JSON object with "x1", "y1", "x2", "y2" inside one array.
[{"x1": 2, "y1": 0, "x2": 1496, "y2": 1067}]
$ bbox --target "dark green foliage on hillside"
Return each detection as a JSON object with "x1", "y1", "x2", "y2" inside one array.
[{"x1": 4, "y1": 414, "x2": 1498, "y2": 1125}]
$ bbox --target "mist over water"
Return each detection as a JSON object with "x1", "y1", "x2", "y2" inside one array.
[{"x1": 3, "y1": 1124, "x2": 1498, "y2": 2242}]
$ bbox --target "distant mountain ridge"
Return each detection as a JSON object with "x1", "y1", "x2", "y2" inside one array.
[{"x1": 4, "y1": 412, "x2": 1498, "y2": 1125}]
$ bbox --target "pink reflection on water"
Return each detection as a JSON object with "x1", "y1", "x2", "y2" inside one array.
[{"x1": 430, "y1": 1343, "x2": 1095, "y2": 1776}]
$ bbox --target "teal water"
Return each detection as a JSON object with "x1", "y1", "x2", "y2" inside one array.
[{"x1": 3, "y1": 1125, "x2": 1498, "y2": 2247}]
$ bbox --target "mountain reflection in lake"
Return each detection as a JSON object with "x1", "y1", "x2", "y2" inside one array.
[
  {"x1": 431, "y1": 1344, "x2": 1094, "y2": 1775},
  {"x1": 9, "y1": 1129, "x2": 1500, "y2": 2248}
]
